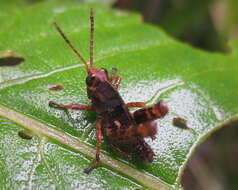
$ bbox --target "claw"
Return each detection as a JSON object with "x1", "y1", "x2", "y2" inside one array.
[
  {"x1": 112, "y1": 68, "x2": 117, "y2": 74},
  {"x1": 127, "y1": 155, "x2": 133, "y2": 162},
  {"x1": 151, "y1": 136, "x2": 156, "y2": 141},
  {"x1": 49, "y1": 101, "x2": 56, "y2": 107},
  {"x1": 84, "y1": 166, "x2": 95, "y2": 174},
  {"x1": 84, "y1": 167, "x2": 90, "y2": 175},
  {"x1": 83, "y1": 161, "x2": 99, "y2": 174},
  {"x1": 49, "y1": 101, "x2": 66, "y2": 110}
]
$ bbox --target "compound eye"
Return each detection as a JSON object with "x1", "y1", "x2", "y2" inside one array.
[
  {"x1": 100, "y1": 68, "x2": 108, "y2": 80},
  {"x1": 86, "y1": 75, "x2": 95, "y2": 86},
  {"x1": 101, "y1": 68, "x2": 107, "y2": 74}
]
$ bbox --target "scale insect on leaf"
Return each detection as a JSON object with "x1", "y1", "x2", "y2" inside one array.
[{"x1": 49, "y1": 8, "x2": 169, "y2": 174}]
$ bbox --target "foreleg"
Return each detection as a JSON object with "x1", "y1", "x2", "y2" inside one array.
[
  {"x1": 84, "y1": 118, "x2": 102, "y2": 174},
  {"x1": 110, "y1": 68, "x2": 121, "y2": 89},
  {"x1": 49, "y1": 101, "x2": 92, "y2": 110}
]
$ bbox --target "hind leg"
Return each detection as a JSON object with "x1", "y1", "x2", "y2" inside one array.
[{"x1": 136, "y1": 121, "x2": 157, "y2": 140}]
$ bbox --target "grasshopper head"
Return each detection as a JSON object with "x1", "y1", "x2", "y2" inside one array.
[{"x1": 86, "y1": 68, "x2": 109, "y2": 87}]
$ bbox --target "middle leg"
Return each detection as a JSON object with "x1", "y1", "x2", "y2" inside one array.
[
  {"x1": 84, "y1": 118, "x2": 102, "y2": 174},
  {"x1": 126, "y1": 102, "x2": 152, "y2": 122},
  {"x1": 131, "y1": 100, "x2": 168, "y2": 124},
  {"x1": 111, "y1": 144, "x2": 132, "y2": 161},
  {"x1": 126, "y1": 102, "x2": 146, "y2": 109},
  {"x1": 128, "y1": 101, "x2": 168, "y2": 140}
]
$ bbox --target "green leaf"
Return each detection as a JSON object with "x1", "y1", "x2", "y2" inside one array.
[{"x1": 0, "y1": 1, "x2": 237, "y2": 189}]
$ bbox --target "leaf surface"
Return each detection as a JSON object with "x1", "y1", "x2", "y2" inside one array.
[{"x1": 0, "y1": 1, "x2": 238, "y2": 189}]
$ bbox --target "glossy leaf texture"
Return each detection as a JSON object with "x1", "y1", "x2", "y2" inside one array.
[{"x1": 0, "y1": 1, "x2": 238, "y2": 190}]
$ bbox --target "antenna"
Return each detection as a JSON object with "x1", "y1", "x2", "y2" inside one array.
[
  {"x1": 53, "y1": 22, "x2": 89, "y2": 73},
  {"x1": 90, "y1": 8, "x2": 94, "y2": 68}
]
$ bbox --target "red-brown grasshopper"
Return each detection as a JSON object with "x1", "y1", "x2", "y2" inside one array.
[{"x1": 49, "y1": 8, "x2": 168, "y2": 174}]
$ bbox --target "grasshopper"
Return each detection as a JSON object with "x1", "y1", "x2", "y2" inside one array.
[{"x1": 49, "y1": 8, "x2": 168, "y2": 174}]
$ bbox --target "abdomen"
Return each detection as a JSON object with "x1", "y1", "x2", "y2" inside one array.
[{"x1": 89, "y1": 81, "x2": 155, "y2": 163}]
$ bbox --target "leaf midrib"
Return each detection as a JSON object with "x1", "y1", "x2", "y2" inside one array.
[{"x1": 0, "y1": 104, "x2": 172, "y2": 190}]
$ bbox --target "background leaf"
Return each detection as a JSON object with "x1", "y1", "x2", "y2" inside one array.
[{"x1": 0, "y1": 1, "x2": 237, "y2": 189}]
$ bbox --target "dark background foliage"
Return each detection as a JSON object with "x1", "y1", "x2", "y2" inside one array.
[{"x1": 114, "y1": 0, "x2": 238, "y2": 53}]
